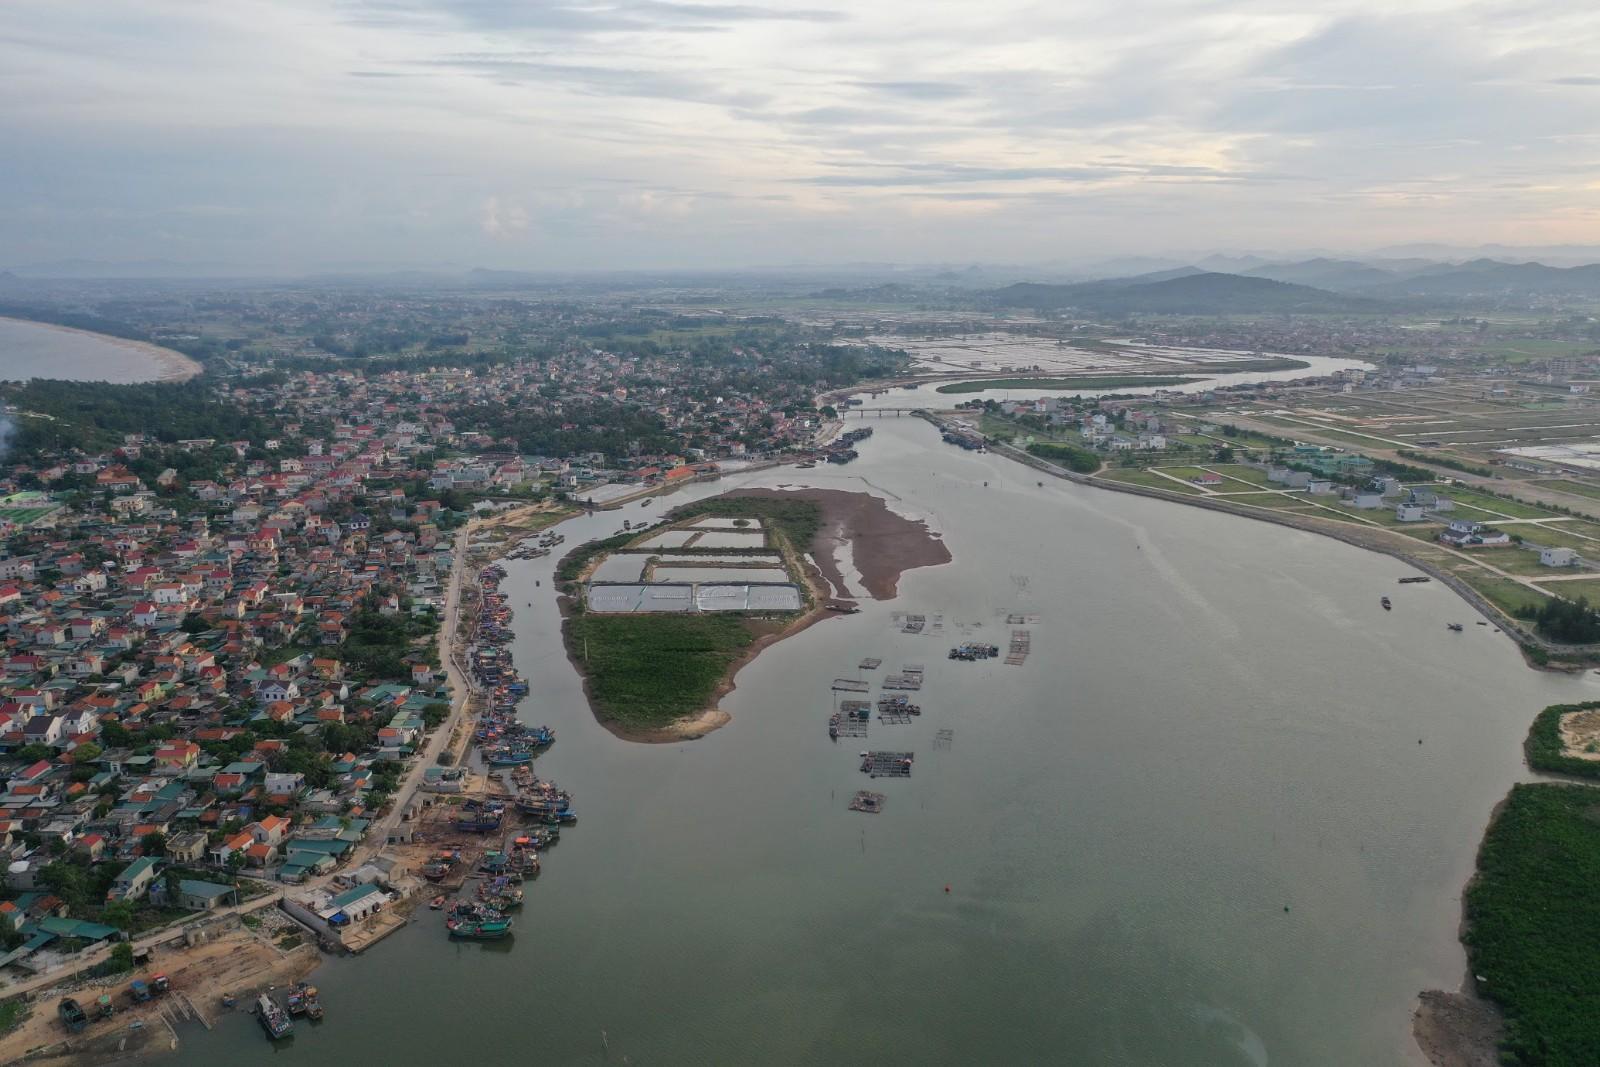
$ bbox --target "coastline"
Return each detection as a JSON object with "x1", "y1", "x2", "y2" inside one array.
[
  {"x1": 557, "y1": 485, "x2": 951, "y2": 744},
  {"x1": 0, "y1": 315, "x2": 203, "y2": 383}
]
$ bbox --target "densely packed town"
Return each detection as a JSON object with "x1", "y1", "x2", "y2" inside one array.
[{"x1": 0, "y1": 299, "x2": 893, "y2": 986}]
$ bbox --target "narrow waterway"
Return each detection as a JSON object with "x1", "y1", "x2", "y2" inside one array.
[
  {"x1": 165, "y1": 415, "x2": 1590, "y2": 1066},
  {"x1": 873, "y1": 353, "x2": 1371, "y2": 408}
]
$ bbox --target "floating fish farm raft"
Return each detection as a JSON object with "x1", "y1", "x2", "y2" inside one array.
[
  {"x1": 876, "y1": 695, "x2": 920, "y2": 724},
  {"x1": 860, "y1": 751, "x2": 914, "y2": 778},
  {"x1": 829, "y1": 701, "x2": 871, "y2": 739},
  {"x1": 881, "y1": 664, "x2": 924, "y2": 690},
  {"x1": 849, "y1": 791, "x2": 887, "y2": 813},
  {"x1": 858, "y1": 657, "x2": 882, "y2": 671},
  {"x1": 1006, "y1": 629, "x2": 1031, "y2": 666}
]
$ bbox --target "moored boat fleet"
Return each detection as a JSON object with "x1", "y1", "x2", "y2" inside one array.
[{"x1": 431, "y1": 560, "x2": 580, "y2": 942}]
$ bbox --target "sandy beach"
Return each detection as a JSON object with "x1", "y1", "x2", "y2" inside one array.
[{"x1": 0, "y1": 316, "x2": 202, "y2": 383}]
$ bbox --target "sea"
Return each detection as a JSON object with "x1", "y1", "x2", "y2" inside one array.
[{"x1": 0, "y1": 317, "x2": 182, "y2": 383}]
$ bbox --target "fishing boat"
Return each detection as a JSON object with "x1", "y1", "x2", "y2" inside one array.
[
  {"x1": 285, "y1": 984, "x2": 307, "y2": 1016},
  {"x1": 1447, "y1": 623, "x2": 1464, "y2": 632},
  {"x1": 429, "y1": 894, "x2": 446, "y2": 910},
  {"x1": 1380, "y1": 597, "x2": 1392, "y2": 610},
  {"x1": 446, "y1": 901, "x2": 514, "y2": 940},
  {"x1": 256, "y1": 994, "x2": 294, "y2": 1040},
  {"x1": 303, "y1": 986, "x2": 323, "y2": 1021},
  {"x1": 1398, "y1": 576, "x2": 1431, "y2": 584}
]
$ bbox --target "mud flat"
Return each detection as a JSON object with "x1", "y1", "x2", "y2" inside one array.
[{"x1": 722, "y1": 487, "x2": 951, "y2": 600}]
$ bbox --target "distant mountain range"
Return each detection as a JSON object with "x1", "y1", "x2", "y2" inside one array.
[
  {"x1": 990, "y1": 271, "x2": 1384, "y2": 314},
  {"x1": 990, "y1": 255, "x2": 1600, "y2": 313}
]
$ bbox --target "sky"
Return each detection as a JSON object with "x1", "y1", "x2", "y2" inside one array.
[{"x1": 2, "y1": 0, "x2": 1599, "y2": 271}]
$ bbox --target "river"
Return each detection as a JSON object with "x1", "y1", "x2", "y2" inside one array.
[
  {"x1": 163, "y1": 414, "x2": 1591, "y2": 1066},
  {"x1": 872, "y1": 354, "x2": 1371, "y2": 408},
  {"x1": 0, "y1": 317, "x2": 197, "y2": 383}
]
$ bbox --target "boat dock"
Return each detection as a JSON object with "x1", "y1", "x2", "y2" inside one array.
[{"x1": 1005, "y1": 629, "x2": 1031, "y2": 666}]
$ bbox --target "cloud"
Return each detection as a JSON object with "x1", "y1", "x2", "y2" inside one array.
[
  {"x1": 3, "y1": 0, "x2": 1600, "y2": 268},
  {"x1": 480, "y1": 196, "x2": 530, "y2": 237},
  {"x1": 851, "y1": 80, "x2": 970, "y2": 99}
]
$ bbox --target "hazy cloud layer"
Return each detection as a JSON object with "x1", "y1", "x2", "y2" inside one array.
[{"x1": 1, "y1": 0, "x2": 1598, "y2": 270}]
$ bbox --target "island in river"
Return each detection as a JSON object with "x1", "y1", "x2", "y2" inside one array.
[{"x1": 557, "y1": 487, "x2": 950, "y2": 742}]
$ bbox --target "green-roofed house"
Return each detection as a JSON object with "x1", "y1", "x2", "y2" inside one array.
[
  {"x1": 107, "y1": 857, "x2": 161, "y2": 903},
  {"x1": 175, "y1": 880, "x2": 238, "y2": 911}
]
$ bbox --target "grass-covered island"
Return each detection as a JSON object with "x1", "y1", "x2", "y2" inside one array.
[
  {"x1": 565, "y1": 612, "x2": 761, "y2": 735},
  {"x1": 1460, "y1": 783, "x2": 1600, "y2": 1065},
  {"x1": 1416, "y1": 701, "x2": 1600, "y2": 1067},
  {"x1": 1524, "y1": 701, "x2": 1600, "y2": 779},
  {"x1": 557, "y1": 495, "x2": 821, "y2": 741},
  {"x1": 556, "y1": 489, "x2": 950, "y2": 741}
]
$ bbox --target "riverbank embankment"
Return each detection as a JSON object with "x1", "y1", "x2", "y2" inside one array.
[{"x1": 922, "y1": 412, "x2": 1582, "y2": 671}]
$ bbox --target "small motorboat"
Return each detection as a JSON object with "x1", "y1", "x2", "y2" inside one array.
[
  {"x1": 1381, "y1": 597, "x2": 1392, "y2": 610},
  {"x1": 429, "y1": 895, "x2": 446, "y2": 910},
  {"x1": 1447, "y1": 623, "x2": 1464, "y2": 632}
]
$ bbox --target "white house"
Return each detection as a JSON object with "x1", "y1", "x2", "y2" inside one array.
[{"x1": 1540, "y1": 546, "x2": 1579, "y2": 567}]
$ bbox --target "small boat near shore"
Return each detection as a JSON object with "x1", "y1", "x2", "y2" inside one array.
[
  {"x1": 1398, "y1": 576, "x2": 1431, "y2": 584},
  {"x1": 1380, "y1": 596, "x2": 1392, "y2": 610}
]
